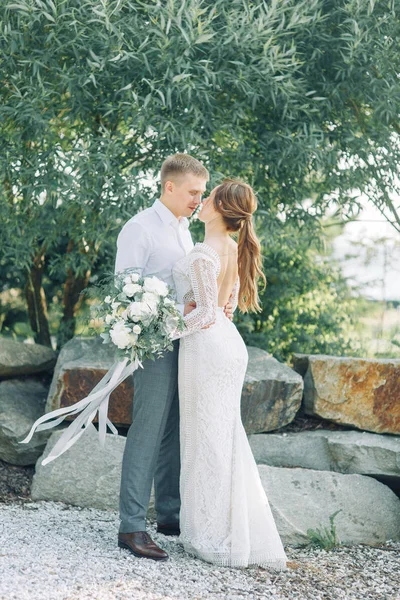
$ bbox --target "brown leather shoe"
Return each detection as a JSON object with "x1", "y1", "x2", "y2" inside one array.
[
  {"x1": 156, "y1": 522, "x2": 180, "y2": 536},
  {"x1": 118, "y1": 531, "x2": 168, "y2": 561}
]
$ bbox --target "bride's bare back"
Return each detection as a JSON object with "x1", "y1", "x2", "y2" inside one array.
[{"x1": 204, "y1": 237, "x2": 238, "y2": 307}]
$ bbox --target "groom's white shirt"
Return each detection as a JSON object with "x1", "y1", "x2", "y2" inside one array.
[{"x1": 114, "y1": 199, "x2": 194, "y2": 312}]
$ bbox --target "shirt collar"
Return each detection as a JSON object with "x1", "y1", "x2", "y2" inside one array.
[{"x1": 153, "y1": 199, "x2": 190, "y2": 231}]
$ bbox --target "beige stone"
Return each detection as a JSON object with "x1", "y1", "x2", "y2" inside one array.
[{"x1": 301, "y1": 355, "x2": 400, "y2": 434}]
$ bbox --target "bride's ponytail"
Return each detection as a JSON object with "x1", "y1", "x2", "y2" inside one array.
[
  {"x1": 237, "y1": 217, "x2": 266, "y2": 312},
  {"x1": 213, "y1": 179, "x2": 266, "y2": 313}
]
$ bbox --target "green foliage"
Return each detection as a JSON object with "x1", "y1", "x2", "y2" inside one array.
[
  {"x1": 0, "y1": 0, "x2": 399, "y2": 347},
  {"x1": 235, "y1": 217, "x2": 361, "y2": 362},
  {"x1": 305, "y1": 509, "x2": 342, "y2": 550},
  {"x1": 350, "y1": 298, "x2": 400, "y2": 359}
]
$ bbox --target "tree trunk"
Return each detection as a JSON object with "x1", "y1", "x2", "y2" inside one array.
[
  {"x1": 56, "y1": 268, "x2": 90, "y2": 350},
  {"x1": 24, "y1": 257, "x2": 52, "y2": 348}
]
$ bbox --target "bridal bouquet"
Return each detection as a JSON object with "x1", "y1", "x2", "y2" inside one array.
[
  {"x1": 20, "y1": 270, "x2": 184, "y2": 466},
  {"x1": 93, "y1": 269, "x2": 184, "y2": 361}
]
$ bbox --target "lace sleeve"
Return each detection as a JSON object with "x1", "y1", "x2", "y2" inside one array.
[
  {"x1": 172, "y1": 256, "x2": 218, "y2": 340},
  {"x1": 228, "y1": 277, "x2": 240, "y2": 313}
]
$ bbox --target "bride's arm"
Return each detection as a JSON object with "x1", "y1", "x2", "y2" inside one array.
[{"x1": 172, "y1": 257, "x2": 218, "y2": 340}]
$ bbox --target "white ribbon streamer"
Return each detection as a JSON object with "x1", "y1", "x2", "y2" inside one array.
[{"x1": 19, "y1": 357, "x2": 142, "y2": 466}]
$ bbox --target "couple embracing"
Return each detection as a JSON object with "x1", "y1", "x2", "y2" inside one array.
[{"x1": 115, "y1": 153, "x2": 288, "y2": 570}]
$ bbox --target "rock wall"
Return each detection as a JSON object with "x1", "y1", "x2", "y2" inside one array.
[{"x1": 46, "y1": 337, "x2": 303, "y2": 434}]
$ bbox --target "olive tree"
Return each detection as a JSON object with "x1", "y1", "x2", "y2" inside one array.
[{"x1": 0, "y1": 0, "x2": 399, "y2": 348}]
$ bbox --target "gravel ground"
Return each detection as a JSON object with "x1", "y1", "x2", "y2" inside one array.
[
  {"x1": 0, "y1": 500, "x2": 399, "y2": 600},
  {"x1": 0, "y1": 460, "x2": 34, "y2": 504}
]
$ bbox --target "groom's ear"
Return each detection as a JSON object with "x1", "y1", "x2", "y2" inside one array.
[{"x1": 164, "y1": 180, "x2": 174, "y2": 194}]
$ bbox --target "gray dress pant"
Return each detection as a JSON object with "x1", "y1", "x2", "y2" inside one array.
[{"x1": 119, "y1": 340, "x2": 181, "y2": 533}]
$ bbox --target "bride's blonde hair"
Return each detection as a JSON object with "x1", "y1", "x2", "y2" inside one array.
[{"x1": 213, "y1": 179, "x2": 266, "y2": 313}]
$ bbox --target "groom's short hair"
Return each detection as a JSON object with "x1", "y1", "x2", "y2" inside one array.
[{"x1": 160, "y1": 153, "x2": 209, "y2": 190}]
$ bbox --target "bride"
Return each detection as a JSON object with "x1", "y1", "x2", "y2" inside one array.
[{"x1": 172, "y1": 178, "x2": 288, "y2": 570}]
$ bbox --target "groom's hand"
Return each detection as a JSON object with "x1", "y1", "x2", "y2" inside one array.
[
  {"x1": 184, "y1": 301, "x2": 196, "y2": 316},
  {"x1": 224, "y1": 301, "x2": 234, "y2": 321}
]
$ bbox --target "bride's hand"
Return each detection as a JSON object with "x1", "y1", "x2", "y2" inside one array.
[{"x1": 224, "y1": 301, "x2": 233, "y2": 321}]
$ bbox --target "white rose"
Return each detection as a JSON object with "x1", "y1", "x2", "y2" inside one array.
[
  {"x1": 142, "y1": 291, "x2": 159, "y2": 314},
  {"x1": 124, "y1": 272, "x2": 140, "y2": 283},
  {"x1": 123, "y1": 283, "x2": 142, "y2": 297},
  {"x1": 128, "y1": 301, "x2": 152, "y2": 322},
  {"x1": 132, "y1": 325, "x2": 141, "y2": 335},
  {"x1": 104, "y1": 295, "x2": 112, "y2": 304},
  {"x1": 110, "y1": 321, "x2": 132, "y2": 349},
  {"x1": 143, "y1": 276, "x2": 168, "y2": 297},
  {"x1": 105, "y1": 314, "x2": 113, "y2": 325},
  {"x1": 128, "y1": 302, "x2": 142, "y2": 322}
]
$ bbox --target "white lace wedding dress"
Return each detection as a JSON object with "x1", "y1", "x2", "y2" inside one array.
[{"x1": 172, "y1": 242, "x2": 288, "y2": 570}]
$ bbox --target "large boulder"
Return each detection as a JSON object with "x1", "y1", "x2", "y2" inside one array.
[
  {"x1": 46, "y1": 337, "x2": 134, "y2": 426},
  {"x1": 241, "y1": 347, "x2": 303, "y2": 433},
  {"x1": 31, "y1": 425, "x2": 156, "y2": 516},
  {"x1": 260, "y1": 465, "x2": 400, "y2": 546},
  {"x1": 293, "y1": 354, "x2": 400, "y2": 434},
  {"x1": 46, "y1": 337, "x2": 303, "y2": 434},
  {"x1": 31, "y1": 425, "x2": 125, "y2": 510},
  {"x1": 249, "y1": 429, "x2": 400, "y2": 480},
  {"x1": 0, "y1": 378, "x2": 54, "y2": 465},
  {"x1": 0, "y1": 339, "x2": 56, "y2": 378}
]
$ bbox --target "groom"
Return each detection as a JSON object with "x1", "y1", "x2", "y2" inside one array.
[{"x1": 115, "y1": 153, "x2": 233, "y2": 561}]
